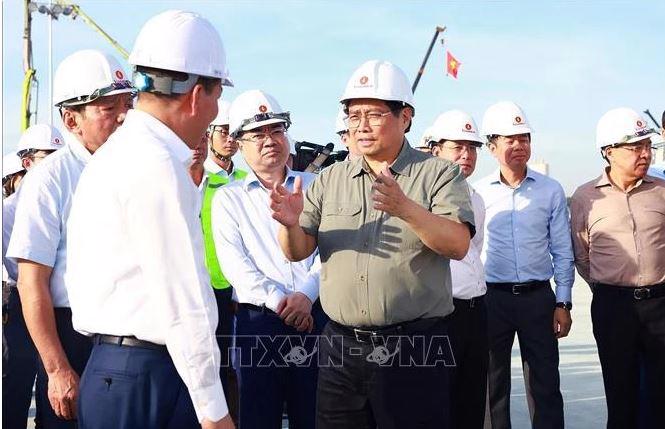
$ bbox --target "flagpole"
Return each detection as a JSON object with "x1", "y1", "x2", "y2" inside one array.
[{"x1": 411, "y1": 25, "x2": 446, "y2": 94}]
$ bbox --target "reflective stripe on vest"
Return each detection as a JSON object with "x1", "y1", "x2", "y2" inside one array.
[{"x1": 201, "y1": 169, "x2": 247, "y2": 289}]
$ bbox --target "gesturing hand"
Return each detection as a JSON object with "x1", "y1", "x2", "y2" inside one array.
[
  {"x1": 371, "y1": 163, "x2": 412, "y2": 218},
  {"x1": 270, "y1": 176, "x2": 304, "y2": 227}
]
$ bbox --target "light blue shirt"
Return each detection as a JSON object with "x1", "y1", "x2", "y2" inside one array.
[
  {"x1": 648, "y1": 164, "x2": 665, "y2": 180},
  {"x1": 211, "y1": 168, "x2": 320, "y2": 312},
  {"x1": 7, "y1": 134, "x2": 91, "y2": 307},
  {"x1": 474, "y1": 168, "x2": 575, "y2": 302},
  {"x1": 3, "y1": 193, "x2": 19, "y2": 286}
]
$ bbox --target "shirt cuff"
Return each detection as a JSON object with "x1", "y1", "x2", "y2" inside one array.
[
  {"x1": 555, "y1": 285, "x2": 571, "y2": 303},
  {"x1": 190, "y1": 380, "x2": 229, "y2": 423},
  {"x1": 265, "y1": 289, "x2": 288, "y2": 313},
  {"x1": 298, "y1": 277, "x2": 319, "y2": 304}
]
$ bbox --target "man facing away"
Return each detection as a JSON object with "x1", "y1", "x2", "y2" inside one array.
[{"x1": 65, "y1": 10, "x2": 234, "y2": 429}]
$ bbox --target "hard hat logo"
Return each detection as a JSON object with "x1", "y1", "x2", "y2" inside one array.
[
  {"x1": 115, "y1": 70, "x2": 124, "y2": 79},
  {"x1": 359, "y1": 76, "x2": 369, "y2": 85},
  {"x1": 514, "y1": 116, "x2": 522, "y2": 124},
  {"x1": 465, "y1": 123, "x2": 472, "y2": 131},
  {"x1": 259, "y1": 105, "x2": 268, "y2": 113},
  {"x1": 54, "y1": 138, "x2": 61, "y2": 145},
  {"x1": 636, "y1": 120, "x2": 644, "y2": 129}
]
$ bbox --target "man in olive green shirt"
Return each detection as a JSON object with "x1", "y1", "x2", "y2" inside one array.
[{"x1": 270, "y1": 60, "x2": 474, "y2": 428}]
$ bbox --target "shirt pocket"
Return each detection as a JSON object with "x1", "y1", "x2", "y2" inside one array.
[{"x1": 320, "y1": 201, "x2": 363, "y2": 235}]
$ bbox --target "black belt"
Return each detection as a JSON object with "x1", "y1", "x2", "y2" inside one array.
[
  {"x1": 330, "y1": 317, "x2": 445, "y2": 344},
  {"x1": 592, "y1": 283, "x2": 665, "y2": 301},
  {"x1": 487, "y1": 280, "x2": 550, "y2": 295},
  {"x1": 94, "y1": 334, "x2": 167, "y2": 352},
  {"x1": 238, "y1": 302, "x2": 277, "y2": 316},
  {"x1": 453, "y1": 295, "x2": 485, "y2": 309}
]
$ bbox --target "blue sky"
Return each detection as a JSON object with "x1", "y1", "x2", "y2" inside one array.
[{"x1": 3, "y1": 0, "x2": 664, "y2": 193}]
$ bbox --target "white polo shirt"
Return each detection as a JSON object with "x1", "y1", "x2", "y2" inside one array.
[
  {"x1": 211, "y1": 168, "x2": 320, "y2": 311},
  {"x1": 6, "y1": 134, "x2": 91, "y2": 307},
  {"x1": 65, "y1": 108, "x2": 227, "y2": 423},
  {"x1": 450, "y1": 185, "x2": 486, "y2": 299}
]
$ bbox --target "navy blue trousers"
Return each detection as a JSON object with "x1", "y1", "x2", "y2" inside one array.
[
  {"x1": 35, "y1": 308, "x2": 92, "y2": 429},
  {"x1": 2, "y1": 287, "x2": 38, "y2": 429},
  {"x1": 78, "y1": 340, "x2": 199, "y2": 429},
  {"x1": 234, "y1": 301, "x2": 328, "y2": 429}
]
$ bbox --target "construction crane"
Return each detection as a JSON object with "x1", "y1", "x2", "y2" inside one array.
[
  {"x1": 411, "y1": 26, "x2": 446, "y2": 93},
  {"x1": 21, "y1": 0, "x2": 130, "y2": 131}
]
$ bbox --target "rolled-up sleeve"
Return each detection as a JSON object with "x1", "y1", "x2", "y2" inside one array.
[
  {"x1": 6, "y1": 172, "x2": 61, "y2": 267},
  {"x1": 299, "y1": 169, "x2": 326, "y2": 237},
  {"x1": 431, "y1": 163, "x2": 476, "y2": 237}
]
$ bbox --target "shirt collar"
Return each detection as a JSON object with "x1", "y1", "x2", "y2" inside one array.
[
  {"x1": 127, "y1": 109, "x2": 192, "y2": 166},
  {"x1": 243, "y1": 166, "x2": 297, "y2": 191},
  {"x1": 489, "y1": 166, "x2": 537, "y2": 185},
  {"x1": 595, "y1": 167, "x2": 653, "y2": 189},
  {"x1": 63, "y1": 130, "x2": 93, "y2": 164},
  {"x1": 350, "y1": 138, "x2": 414, "y2": 179}
]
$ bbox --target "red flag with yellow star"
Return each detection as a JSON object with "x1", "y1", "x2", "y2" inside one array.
[{"x1": 446, "y1": 51, "x2": 460, "y2": 79}]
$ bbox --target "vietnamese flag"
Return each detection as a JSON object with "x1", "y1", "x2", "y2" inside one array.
[{"x1": 446, "y1": 51, "x2": 460, "y2": 79}]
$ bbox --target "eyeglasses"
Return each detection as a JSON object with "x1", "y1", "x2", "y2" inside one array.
[
  {"x1": 58, "y1": 80, "x2": 135, "y2": 107},
  {"x1": 208, "y1": 125, "x2": 230, "y2": 138},
  {"x1": 436, "y1": 142, "x2": 481, "y2": 153},
  {"x1": 239, "y1": 127, "x2": 287, "y2": 144},
  {"x1": 612, "y1": 142, "x2": 655, "y2": 154},
  {"x1": 345, "y1": 111, "x2": 392, "y2": 129}
]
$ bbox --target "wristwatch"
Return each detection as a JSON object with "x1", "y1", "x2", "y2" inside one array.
[{"x1": 555, "y1": 301, "x2": 573, "y2": 311}]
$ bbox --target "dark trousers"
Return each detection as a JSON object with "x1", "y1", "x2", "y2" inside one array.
[
  {"x1": 449, "y1": 296, "x2": 488, "y2": 429},
  {"x1": 214, "y1": 287, "x2": 238, "y2": 422},
  {"x1": 2, "y1": 287, "x2": 38, "y2": 429},
  {"x1": 591, "y1": 288, "x2": 665, "y2": 429},
  {"x1": 486, "y1": 285, "x2": 564, "y2": 429},
  {"x1": 316, "y1": 317, "x2": 453, "y2": 429},
  {"x1": 78, "y1": 340, "x2": 199, "y2": 429},
  {"x1": 234, "y1": 300, "x2": 328, "y2": 429},
  {"x1": 35, "y1": 308, "x2": 92, "y2": 429}
]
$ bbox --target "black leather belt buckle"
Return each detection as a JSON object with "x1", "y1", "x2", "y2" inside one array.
[{"x1": 633, "y1": 287, "x2": 651, "y2": 300}]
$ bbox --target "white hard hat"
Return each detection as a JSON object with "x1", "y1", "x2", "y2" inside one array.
[
  {"x1": 16, "y1": 124, "x2": 65, "y2": 157},
  {"x1": 481, "y1": 101, "x2": 533, "y2": 137},
  {"x1": 595, "y1": 107, "x2": 658, "y2": 149},
  {"x1": 340, "y1": 60, "x2": 415, "y2": 112},
  {"x1": 228, "y1": 90, "x2": 291, "y2": 138},
  {"x1": 129, "y1": 10, "x2": 233, "y2": 93},
  {"x1": 53, "y1": 49, "x2": 134, "y2": 107},
  {"x1": 210, "y1": 100, "x2": 232, "y2": 126},
  {"x1": 419, "y1": 126, "x2": 435, "y2": 147},
  {"x1": 335, "y1": 108, "x2": 348, "y2": 134},
  {"x1": 3, "y1": 151, "x2": 24, "y2": 179},
  {"x1": 429, "y1": 110, "x2": 484, "y2": 146}
]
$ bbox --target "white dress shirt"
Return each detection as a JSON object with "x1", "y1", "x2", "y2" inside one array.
[
  {"x1": 7, "y1": 134, "x2": 91, "y2": 307},
  {"x1": 211, "y1": 168, "x2": 320, "y2": 312},
  {"x1": 65, "y1": 109, "x2": 227, "y2": 423},
  {"x1": 204, "y1": 157, "x2": 237, "y2": 179},
  {"x1": 3, "y1": 193, "x2": 19, "y2": 286},
  {"x1": 450, "y1": 185, "x2": 486, "y2": 299}
]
